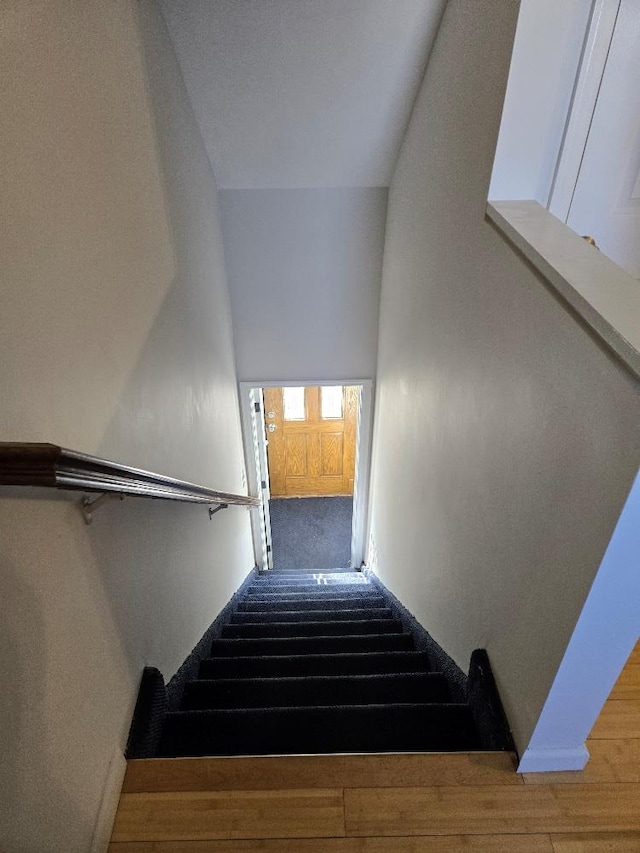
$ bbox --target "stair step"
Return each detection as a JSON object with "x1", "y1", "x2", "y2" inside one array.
[
  {"x1": 221, "y1": 619, "x2": 402, "y2": 639},
  {"x1": 251, "y1": 573, "x2": 364, "y2": 584},
  {"x1": 199, "y1": 650, "x2": 432, "y2": 679},
  {"x1": 264, "y1": 567, "x2": 355, "y2": 574},
  {"x1": 246, "y1": 583, "x2": 371, "y2": 594},
  {"x1": 210, "y1": 633, "x2": 414, "y2": 657},
  {"x1": 238, "y1": 598, "x2": 389, "y2": 612},
  {"x1": 230, "y1": 608, "x2": 393, "y2": 623},
  {"x1": 158, "y1": 704, "x2": 481, "y2": 756},
  {"x1": 181, "y1": 673, "x2": 450, "y2": 710},
  {"x1": 249, "y1": 576, "x2": 369, "y2": 584},
  {"x1": 246, "y1": 589, "x2": 383, "y2": 601}
]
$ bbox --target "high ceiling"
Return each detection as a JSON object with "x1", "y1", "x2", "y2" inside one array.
[{"x1": 160, "y1": 0, "x2": 445, "y2": 189}]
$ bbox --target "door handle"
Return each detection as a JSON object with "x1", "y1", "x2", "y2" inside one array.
[{"x1": 268, "y1": 423, "x2": 277, "y2": 432}]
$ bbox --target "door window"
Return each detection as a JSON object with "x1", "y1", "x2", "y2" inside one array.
[
  {"x1": 282, "y1": 386, "x2": 306, "y2": 420},
  {"x1": 321, "y1": 385, "x2": 343, "y2": 419}
]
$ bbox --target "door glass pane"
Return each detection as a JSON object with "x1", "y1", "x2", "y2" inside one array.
[
  {"x1": 321, "y1": 385, "x2": 343, "y2": 419},
  {"x1": 283, "y1": 386, "x2": 306, "y2": 420}
]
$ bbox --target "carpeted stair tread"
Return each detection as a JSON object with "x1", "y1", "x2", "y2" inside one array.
[
  {"x1": 221, "y1": 619, "x2": 403, "y2": 638},
  {"x1": 265, "y1": 567, "x2": 355, "y2": 573},
  {"x1": 210, "y1": 633, "x2": 414, "y2": 656},
  {"x1": 248, "y1": 575, "x2": 371, "y2": 591},
  {"x1": 247, "y1": 583, "x2": 382, "y2": 591},
  {"x1": 142, "y1": 567, "x2": 492, "y2": 758},
  {"x1": 199, "y1": 650, "x2": 434, "y2": 679},
  {"x1": 245, "y1": 589, "x2": 384, "y2": 601},
  {"x1": 182, "y1": 673, "x2": 451, "y2": 709},
  {"x1": 230, "y1": 608, "x2": 393, "y2": 623},
  {"x1": 246, "y1": 583, "x2": 373, "y2": 594},
  {"x1": 252, "y1": 572, "x2": 367, "y2": 586},
  {"x1": 157, "y1": 703, "x2": 481, "y2": 756},
  {"x1": 251, "y1": 580, "x2": 369, "y2": 588},
  {"x1": 238, "y1": 598, "x2": 389, "y2": 612}
]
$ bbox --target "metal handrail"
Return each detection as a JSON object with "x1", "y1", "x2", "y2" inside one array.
[{"x1": 0, "y1": 443, "x2": 260, "y2": 523}]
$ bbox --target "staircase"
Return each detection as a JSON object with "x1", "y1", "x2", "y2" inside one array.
[{"x1": 153, "y1": 567, "x2": 489, "y2": 757}]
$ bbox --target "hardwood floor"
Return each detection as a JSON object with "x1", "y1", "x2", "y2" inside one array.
[{"x1": 109, "y1": 642, "x2": 640, "y2": 852}]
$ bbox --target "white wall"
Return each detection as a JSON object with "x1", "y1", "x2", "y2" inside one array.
[
  {"x1": 368, "y1": 0, "x2": 640, "y2": 760},
  {"x1": 160, "y1": 0, "x2": 445, "y2": 189},
  {"x1": 0, "y1": 3, "x2": 253, "y2": 850},
  {"x1": 489, "y1": 0, "x2": 592, "y2": 203},
  {"x1": 220, "y1": 188, "x2": 387, "y2": 382}
]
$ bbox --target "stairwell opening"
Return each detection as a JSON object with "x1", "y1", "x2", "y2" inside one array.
[
  {"x1": 239, "y1": 381, "x2": 374, "y2": 573},
  {"x1": 127, "y1": 566, "x2": 514, "y2": 758},
  {"x1": 124, "y1": 380, "x2": 515, "y2": 761}
]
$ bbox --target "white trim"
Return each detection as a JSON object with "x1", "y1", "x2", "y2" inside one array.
[
  {"x1": 253, "y1": 378, "x2": 372, "y2": 389},
  {"x1": 255, "y1": 388, "x2": 273, "y2": 569},
  {"x1": 487, "y1": 201, "x2": 640, "y2": 379},
  {"x1": 238, "y1": 386, "x2": 271, "y2": 571},
  {"x1": 548, "y1": 0, "x2": 621, "y2": 219},
  {"x1": 91, "y1": 746, "x2": 127, "y2": 853},
  {"x1": 238, "y1": 379, "x2": 374, "y2": 570},
  {"x1": 518, "y1": 468, "x2": 640, "y2": 774},
  {"x1": 517, "y1": 746, "x2": 590, "y2": 774},
  {"x1": 350, "y1": 381, "x2": 374, "y2": 567}
]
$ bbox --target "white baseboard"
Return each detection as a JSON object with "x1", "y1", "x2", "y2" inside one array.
[
  {"x1": 91, "y1": 746, "x2": 127, "y2": 853},
  {"x1": 517, "y1": 745, "x2": 590, "y2": 773}
]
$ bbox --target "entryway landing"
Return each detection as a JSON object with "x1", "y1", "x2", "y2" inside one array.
[
  {"x1": 240, "y1": 381, "x2": 374, "y2": 571},
  {"x1": 270, "y1": 495, "x2": 352, "y2": 570}
]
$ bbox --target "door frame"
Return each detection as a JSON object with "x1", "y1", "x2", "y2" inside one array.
[
  {"x1": 238, "y1": 379, "x2": 374, "y2": 571},
  {"x1": 548, "y1": 0, "x2": 622, "y2": 220},
  {"x1": 238, "y1": 387, "x2": 273, "y2": 571}
]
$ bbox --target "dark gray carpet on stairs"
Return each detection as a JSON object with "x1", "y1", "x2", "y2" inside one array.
[
  {"x1": 127, "y1": 568, "x2": 513, "y2": 758},
  {"x1": 156, "y1": 569, "x2": 483, "y2": 756},
  {"x1": 269, "y1": 496, "x2": 352, "y2": 570}
]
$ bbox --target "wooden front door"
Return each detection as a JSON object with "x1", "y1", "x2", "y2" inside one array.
[{"x1": 264, "y1": 386, "x2": 358, "y2": 498}]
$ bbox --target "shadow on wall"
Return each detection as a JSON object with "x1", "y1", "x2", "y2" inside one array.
[
  {"x1": 79, "y1": 0, "x2": 254, "y2": 682},
  {"x1": 86, "y1": 494, "x2": 252, "y2": 681},
  {"x1": 98, "y1": 0, "x2": 240, "y2": 482},
  {"x1": 0, "y1": 2, "x2": 251, "y2": 850},
  {"x1": 0, "y1": 555, "x2": 81, "y2": 849}
]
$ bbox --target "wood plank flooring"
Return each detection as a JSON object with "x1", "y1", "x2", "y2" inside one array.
[
  {"x1": 109, "y1": 641, "x2": 640, "y2": 852},
  {"x1": 111, "y1": 789, "x2": 345, "y2": 842},
  {"x1": 121, "y1": 752, "x2": 521, "y2": 793}
]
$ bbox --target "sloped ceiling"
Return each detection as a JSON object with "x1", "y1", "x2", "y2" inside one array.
[{"x1": 160, "y1": 0, "x2": 445, "y2": 188}]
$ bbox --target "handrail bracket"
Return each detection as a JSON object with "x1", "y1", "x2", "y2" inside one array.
[
  {"x1": 209, "y1": 503, "x2": 228, "y2": 520},
  {"x1": 82, "y1": 492, "x2": 125, "y2": 525}
]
